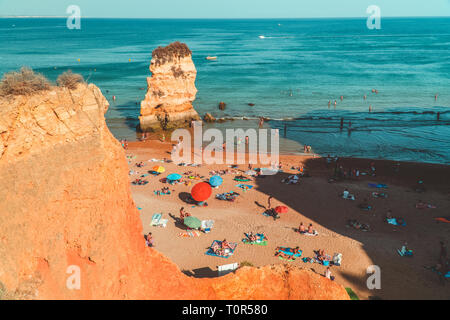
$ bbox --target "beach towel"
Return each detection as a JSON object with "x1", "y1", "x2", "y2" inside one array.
[
  {"x1": 178, "y1": 230, "x2": 201, "y2": 237},
  {"x1": 154, "y1": 190, "x2": 171, "y2": 196},
  {"x1": 150, "y1": 213, "x2": 162, "y2": 226},
  {"x1": 435, "y1": 217, "x2": 450, "y2": 223},
  {"x1": 372, "y1": 192, "x2": 388, "y2": 198},
  {"x1": 201, "y1": 220, "x2": 214, "y2": 233},
  {"x1": 216, "y1": 192, "x2": 240, "y2": 201},
  {"x1": 397, "y1": 248, "x2": 413, "y2": 257},
  {"x1": 300, "y1": 230, "x2": 319, "y2": 236},
  {"x1": 242, "y1": 233, "x2": 268, "y2": 246},
  {"x1": 234, "y1": 177, "x2": 251, "y2": 182},
  {"x1": 235, "y1": 184, "x2": 254, "y2": 191},
  {"x1": 279, "y1": 256, "x2": 296, "y2": 261},
  {"x1": 276, "y1": 247, "x2": 302, "y2": 257},
  {"x1": 368, "y1": 183, "x2": 388, "y2": 189},
  {"x1": 262, "y1": 210, "x2": 280, "y2": 220},
  {"x1": 205, "y1": 240, "x2": 237, "y2": 258}
]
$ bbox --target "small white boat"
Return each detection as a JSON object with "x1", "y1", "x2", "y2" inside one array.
[
  {"x1": 258, "y1": 35, "x2": 265, "y2": 39},
  {"x1": 206, "y1": 56, "x2": 217, "y2": 60}
]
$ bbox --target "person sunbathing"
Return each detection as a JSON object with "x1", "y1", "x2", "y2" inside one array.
[
  {"x1": 307, "y1": 223, "x2": 315, "y2": 234},
  {"x1": 275, "y1": 251, "x2": 295, "y2": 260},
  {"x1": 415, "y1": 200, "x2": 436, "y2": 209},
  {"x1": 317, "y1": 249, "x2": 327, "y2": 261},
  {"x1": 221, "y1": 239, "x2": 232, "y2": 250},
  {"x1": 298, "y1": 222, "x2": 306, "y2": 233},
  {"x1": 249, "y1": 232, "x2": 258, "y2": 242}
]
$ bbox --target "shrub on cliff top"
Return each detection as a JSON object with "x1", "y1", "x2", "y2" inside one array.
[
  {"x1": 57, "y1": 70, "x2": 85, "y2": 90},
  {"x1": 0, "y1": 67, "x2": 50, "y2": 97},
  {"x1": 152, "y1": 42, "x2": 192, "y2": 66}
]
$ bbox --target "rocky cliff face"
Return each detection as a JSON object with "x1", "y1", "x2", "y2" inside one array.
[
  {"x1": 139, "y1": 42, "x2": 200, "y2": 132},
  {"x1": 0, "y1": 84, "x2": 348, "y2": 300}
]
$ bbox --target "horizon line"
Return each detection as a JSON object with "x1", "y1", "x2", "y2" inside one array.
[{"x1": 1, "y1": 15, "x2": 450, "y2": 19}]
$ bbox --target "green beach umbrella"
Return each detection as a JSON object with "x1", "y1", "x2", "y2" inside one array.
[{"x1": 183, "y1": 216, "x2": 202, "y2": 229}]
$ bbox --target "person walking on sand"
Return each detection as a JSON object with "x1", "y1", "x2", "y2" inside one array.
[
  {"x1": 267, "y1": 196, "x2": 273, "y2": 209},
  {"x1": 325, "y1": 267, "x2": 334, "y2": 280}
]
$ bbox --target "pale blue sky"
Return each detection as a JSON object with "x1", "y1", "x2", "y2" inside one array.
[{"x1": 0, "y1": 0, "x2": 449, "y2": 18}]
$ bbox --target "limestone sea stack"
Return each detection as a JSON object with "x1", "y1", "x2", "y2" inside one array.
[{"x1": 139, "y1": 42, "x2": 200, "y2": 132}]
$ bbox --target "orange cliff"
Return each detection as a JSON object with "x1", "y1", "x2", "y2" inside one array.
[
  {"x1": 139, "y1": 42, "x2": 201, "y2": 132},
  {"x1": 0, "y1": 83, "x2": 349, "y2": 300}
]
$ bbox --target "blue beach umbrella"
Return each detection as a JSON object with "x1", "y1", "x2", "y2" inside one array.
[
  {"x1": 167, "y1": 173, "x2": 182, "y2": 181},
  {"x1": 209, "y1": 175, "x2": 223, "y2": 187}
]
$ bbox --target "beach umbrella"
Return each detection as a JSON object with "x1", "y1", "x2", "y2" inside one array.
[
  {"x1": 167, "y1": 173, "x2": 182, "y2": 181},
  {"x1": 275, "y1": 206, "x2": 288, "y2": 214},
  {"x1": 183, "y1": 216, "x2": 202, "y2": 229},
  {"x1": 152, "y1": 166, "x2": 165, "y2": 173},
  {"x1": 209, "y1": 175, "x2": 223, "y2": 187},
  {"x1": 191, "y1": 182, "x2": 212, "y2": 202}
]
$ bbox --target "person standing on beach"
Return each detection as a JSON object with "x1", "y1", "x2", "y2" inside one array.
[{"x1": 258, "y1": 117, "x2": 264, "y2": 128}]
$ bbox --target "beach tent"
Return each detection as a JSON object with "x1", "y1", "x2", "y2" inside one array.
[
  {"x1": 275, "y1": 206, "x2": 288, "y2": 214},
  {"x1": 152, "y1": 166, "x2": 165, "y2": 173},
  {"x1": 209, "y1": 175, "x2": 223, "y2": 187},
  {"x1": 184, "y1": 216, "x2": 202, "y2": 229},
  {"x1": 191, "y1": 182, "x2": 212, "y2": 202},
  {"x1": 167, "y1": 173, "x2": 182, "y2": 181}
]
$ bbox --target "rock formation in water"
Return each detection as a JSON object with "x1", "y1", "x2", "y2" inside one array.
[
  {"x1": 139, "y1": 42, "x2": 200, "y2": 132},
  {"x1": 0, "y1": 83, "x2": 348, "y2": 300}
]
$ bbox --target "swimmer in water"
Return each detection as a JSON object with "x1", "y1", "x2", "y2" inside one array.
[
  {"x1": 364, "y1": 94, "x2": 367, "y2": 100},
  {"x1": 435, "y1": 94, "x2": 438, "y2": 101},
  {"x1": 112, "y1": 95, "x2": 116, "y2": 101},
  {"x1": 340, "y1": 96, "x2": 343, "y2": 101},
  {"x1": 328, "y1": 100, "x2": 331, "y2": 108},
  {"x1": 369, "y1": 105, "x2": 372, "y2": 112},
  {"x1": 334, "y1": 100, "x2": 337, "y2": 107}
]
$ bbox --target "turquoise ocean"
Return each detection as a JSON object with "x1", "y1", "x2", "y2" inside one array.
[{"x1": 0, "y1": 17, "x2": 449, "y2": 163}]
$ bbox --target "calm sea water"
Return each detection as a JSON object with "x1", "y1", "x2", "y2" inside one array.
[{"x1": 1, "y1": 18, "x2": 449, "y2": 164}]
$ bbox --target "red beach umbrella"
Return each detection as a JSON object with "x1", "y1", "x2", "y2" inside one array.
[
  {"x1": 275, "y1": 206, "x2": 288, "y2": 214},
  {"x1": 191, "y1": 182, "x2": 212, "y2": 202}
]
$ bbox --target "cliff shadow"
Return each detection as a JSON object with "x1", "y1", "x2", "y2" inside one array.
[{"x1": 251, "y1": 155, "x2": 450, "y2": 299}]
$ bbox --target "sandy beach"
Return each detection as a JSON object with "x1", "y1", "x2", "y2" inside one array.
[{"x1": 126, "y1": 139, "x2": 450, "y2": 300}]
